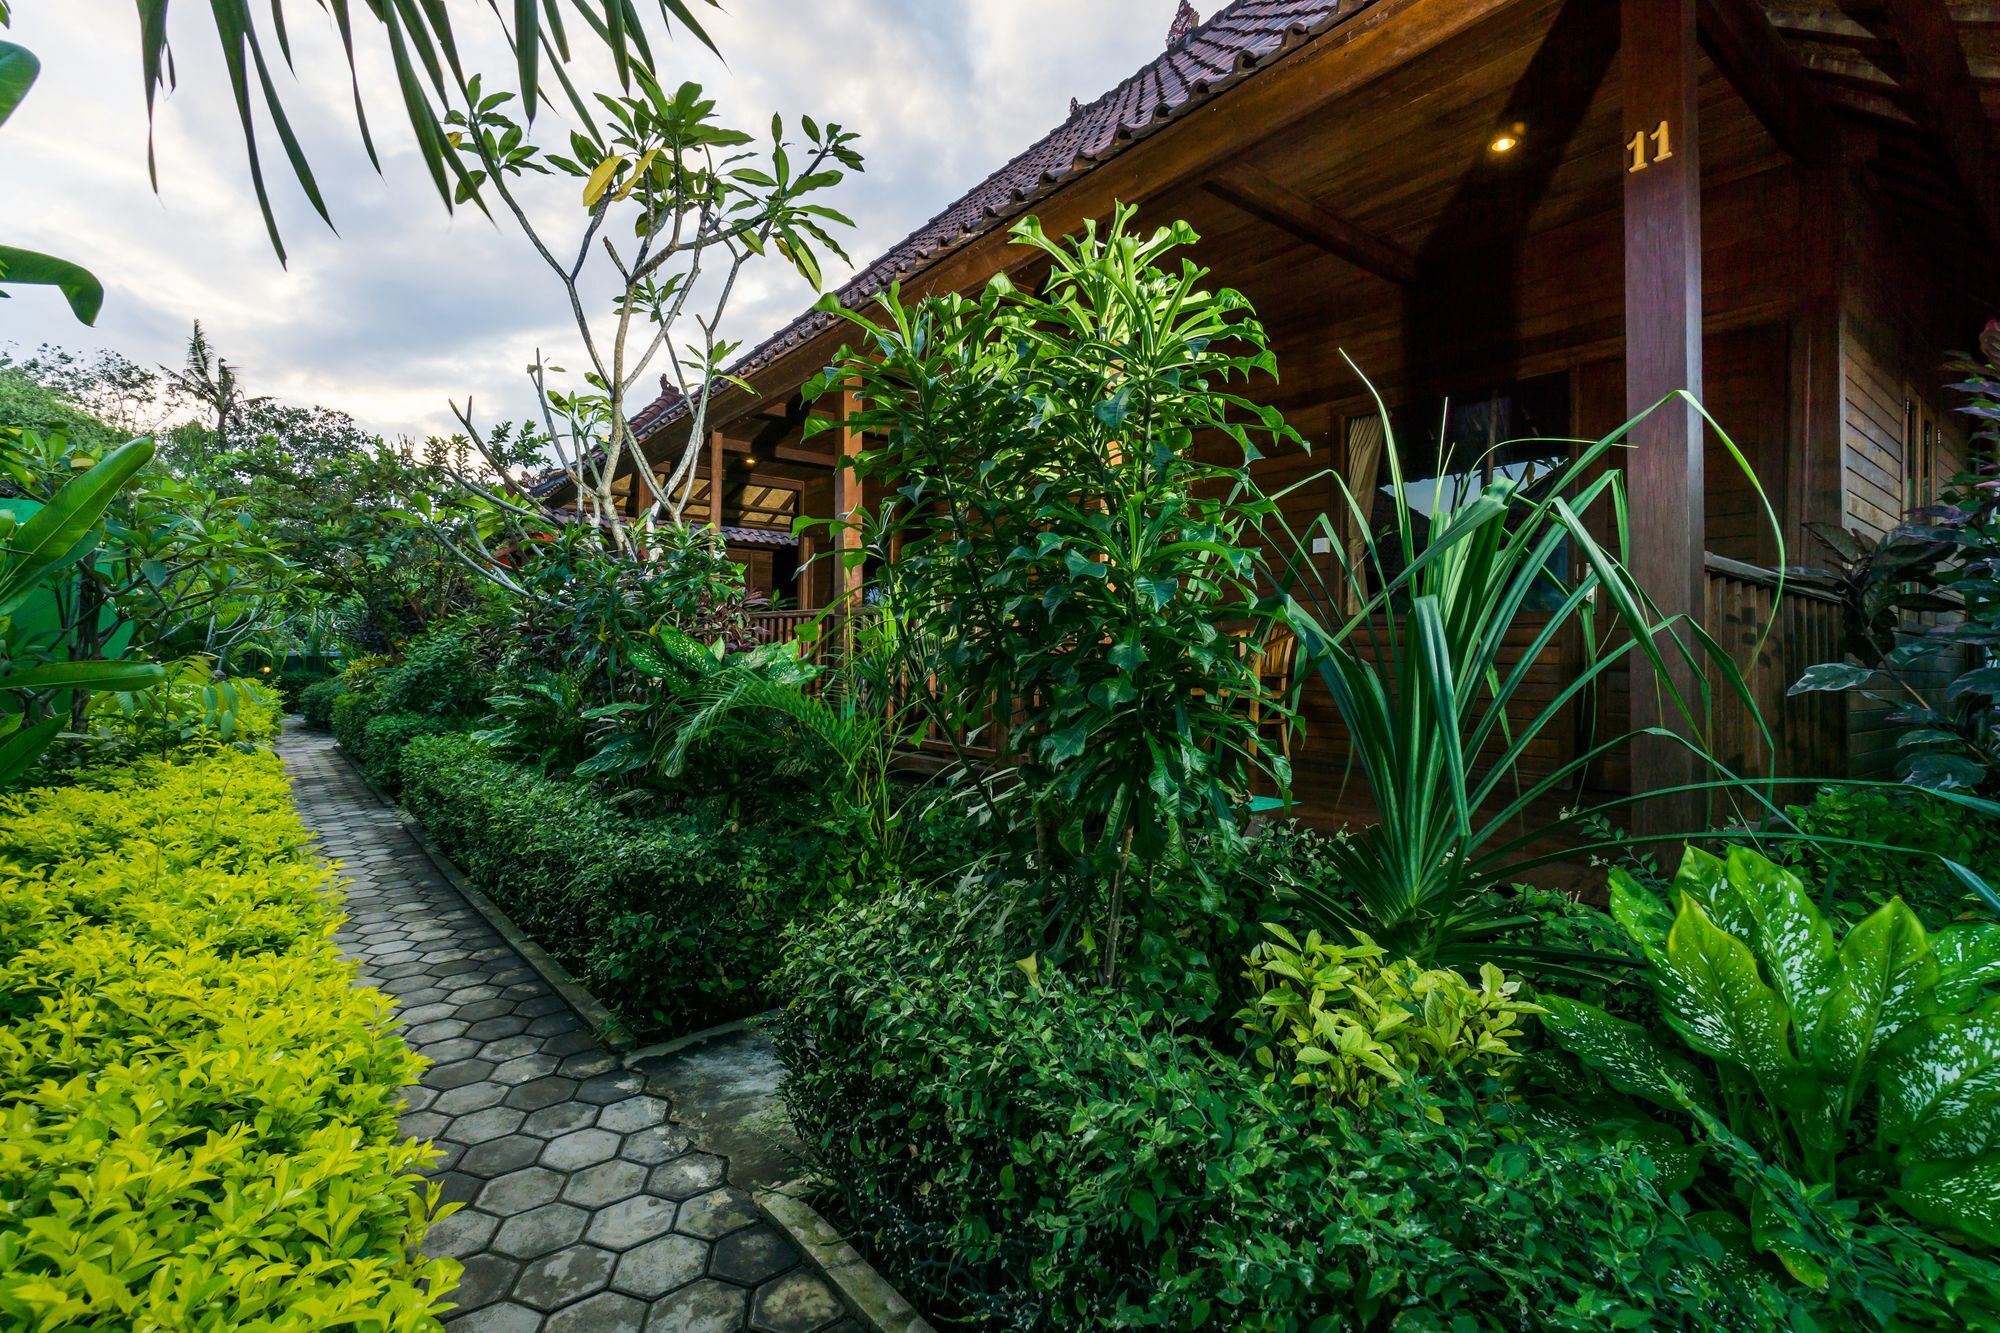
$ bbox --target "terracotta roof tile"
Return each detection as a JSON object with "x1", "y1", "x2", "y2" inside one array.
[{"x1": 603, "y1": 0, "x2": 1372, "y2": 467}]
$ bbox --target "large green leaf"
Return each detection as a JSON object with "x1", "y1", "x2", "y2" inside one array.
[
  {"x1": 0, "y1": 38, "x2": 37, "y2": 127},
  {"x1": 1890, "y1": 1154, "x2": 2000, "y2": 1247},
  {"x1": 1935, "y1": 924, "x2": 2000, "y2": 1012},
  {"x1": 1718, "y1": 846, "x2": 1838, "y2": 1026},
  {"x1": 0, "y1": 245, "x2": 105, "y2": 325},
  {"x1": 1656, "y1": 894, "x2": 1799, "y2": 1091},
  {"x1": 0, "y1": 660, "x2": 168, "y2": 694},
  {"x1": 0, "y1": 437, "x2": 155, "y2": 616},
  {"x1": 1813, "y1": 897, "x2": 1934, "y2": 1085},
  {"x1": 0, "y1": 716, "x2": 61, "y2": 787},
  {"x1": 1878, "y1": 1003, "x2": 2000, "y2": 1164},
  {"x1": 1540, "y1": 994, "x2": 1716, "y2": 1115}
]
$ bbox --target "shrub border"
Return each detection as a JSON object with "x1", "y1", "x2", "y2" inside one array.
[{"x1": 759, "y1": 1187, "x2": 939, "y2": 1333}]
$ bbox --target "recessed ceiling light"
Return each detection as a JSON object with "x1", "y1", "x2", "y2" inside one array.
[{"x1": 1489, "y1": 132, "x2": 1519, "y2": 154}]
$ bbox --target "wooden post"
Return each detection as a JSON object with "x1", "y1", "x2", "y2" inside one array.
[
  {"x1": 1624, "y1": 0, "x2": 1705, "y2": 833},
  {"x1": 707, "y1": 431, "x2": 725, "y2": 531},
  {"x1": 834, "y1": 391, "x2": 864, "y2": 611}
]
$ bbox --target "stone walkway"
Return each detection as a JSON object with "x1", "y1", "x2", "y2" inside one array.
[{"x1": 278, "y1": 727, "x2": 855, "y2": 1333}]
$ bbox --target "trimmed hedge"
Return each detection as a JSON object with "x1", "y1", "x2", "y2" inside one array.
[
  {"x1": 400, "y1": 734, "x2": 826, "y2": 1036},
  {"x1": 0, "y1": 747, "x2": 454, "y2": 1329},
  {"x1": 298, "y1": 676, "x2": 347, "y2": 730},
  {"x1": 775, "y1": 886, "x2": 2000, "y2": 1331}
]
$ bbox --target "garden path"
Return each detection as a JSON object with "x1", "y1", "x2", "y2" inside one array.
[{"x1": 279, "y1": 727, "x2": 856, "y2": 1333}]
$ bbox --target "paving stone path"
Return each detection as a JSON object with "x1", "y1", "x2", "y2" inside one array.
[{"x1": 279, "y1": 727, "x2": 856, "y2": 1333}]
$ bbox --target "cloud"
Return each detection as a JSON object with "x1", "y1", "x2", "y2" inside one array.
[{"x1": 2, "y1": 2, "x2": 1174, "y2": 439}]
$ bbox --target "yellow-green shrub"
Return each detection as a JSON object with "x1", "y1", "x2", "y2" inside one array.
[
  {"x1": 86, "y1": 662, "x2": 285, "y2": 755},
  {"x1": 1236, "y1": 924, "x2": 1542, "y2": 1110},
  {"x1": 0, "y1": 748, "x2": 456, "y2": 1330}
]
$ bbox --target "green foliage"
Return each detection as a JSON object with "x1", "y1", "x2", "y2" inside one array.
[
  {"x1": 298, "y1": 675, "x2": 348, "y2": 730},
  {"x1": 775, "y1": 886, "x2": 1826, "y2": 1330},
  {"x1": 1236, "y1": 924, "x2": 1542, "y2": 1110},
  {"x1": 86, "y1": 660, "x2": 282, "y2": 757},
  {"x1": 0, "y1": 365, "x2": 118, "y2": 446},
  {"x1": 1543, "y1": 843, "x2": 2000, "y2": 1259},
  {"x1": 373, "y1": 619, "x2": 495, "y2": 718},
  {"x1": 0, "y1": 747, "x2": 454, "y2": 1327},
  {"x1": 0, "y1": 37, "x2": 101, "y2": 324},
  {"x1": 400, "y1": 735, "x2": 831, "y2": 1036},
  {"x1": 1782, "y1": 784, "x2": 2000, "y2": 924},
  {"x1": 809, "y1": 208, "x2": 1299, "y2": 982},
  {"x1": 1273, "y1": 390, "x2": 1772, "y2": 973}
]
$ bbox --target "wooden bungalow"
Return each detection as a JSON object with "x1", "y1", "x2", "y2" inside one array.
[{"x1": 561, "y1": 0, "x2": 1997, "y2": 826}]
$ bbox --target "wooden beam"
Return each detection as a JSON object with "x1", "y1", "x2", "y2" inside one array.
[
  {"x1": 1203, "y1": 163, "x2": 1416, "y2": 284},
  {"x1": 1624, "y1": 0, "x2": 1706, "y2": 830},
  {"x1": 1884, "y1": 0, "x2": 2000, "y2": 245},
  {"x1": 707, "y1": 431, "x2": 724, "y2": 530},
  {"x1": 1695, "y1": 0, "x2": 1837, "y2": 165}
]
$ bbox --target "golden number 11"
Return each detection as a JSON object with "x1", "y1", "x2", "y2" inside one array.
[{"x1": 1626, "y1": 119, "x2": 1674, "y2": 173}]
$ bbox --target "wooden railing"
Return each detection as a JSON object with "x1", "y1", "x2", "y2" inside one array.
[
  {"x1": 745, "y1": 608, "x2": 826, "y2": 653},
  {"x1": 1704, "y1": 552, "x2": 1845, "y2": 782}
]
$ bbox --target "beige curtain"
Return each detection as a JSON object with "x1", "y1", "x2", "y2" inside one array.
[{"x1": 1340, "y1": 413, "x2": 1386, "y2": 612}]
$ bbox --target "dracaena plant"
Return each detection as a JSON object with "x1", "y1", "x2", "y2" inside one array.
[
  {"x1": 801, "y1": 207, "x2": 1301, "y2": 984},
  {"x1": 1542, "y1": 844, "x2": 2000, "y2": 1261}
]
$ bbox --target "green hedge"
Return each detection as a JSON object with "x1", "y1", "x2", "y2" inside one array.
[
  {"x1": 0, "y1": 747, "x2": 454, "y2": 1329},
  {"x1": 298, "y1": 675, "x2": 347, "y2": 730},
  {"x1": 774, "y1": 885, "x2": 2000, "y2": 1331},
  {"x1": 400, "y1": 734, "x2": 828, "y2": 1036}
]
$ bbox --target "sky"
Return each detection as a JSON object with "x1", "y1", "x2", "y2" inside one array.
[{"x1": 2, "y1": 1, "x2": 1175, "y2": 440}]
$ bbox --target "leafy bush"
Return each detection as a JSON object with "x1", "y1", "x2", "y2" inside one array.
[
  {"x1": 356, "y1": 710, "x2": 468, "y2": 793},
  {"x1": 400, "y1": 734, "x2": 829, "y2": 1036},
  {"x1": 0, "y1": 747, "x2": 453, "y2": 1327},
  {"x1": 274, "y1": 659, "x2": 338, "y2": 710},
  {"x1": 776, "y1": 886, "x2": 1824, "y2": 1330},
  {"x1": 87, "y1": 663, "x2": 282, "y2": 756},
  {"x1": 1236, "y1": 924, "x2": 1541, "y2": 1109},
  {"x1": 374, "y1": 620, "x2": 493, "y2": 718},
  {"x1": 1782, "y1": 784, "x2": 2000, "y2": 924},
  {"x1": 1544, "y1": 843, "x2": 2000, "y2": 1258},
  {"x1": 298, "y1": 675, "x2": 348, "y2": 730}
]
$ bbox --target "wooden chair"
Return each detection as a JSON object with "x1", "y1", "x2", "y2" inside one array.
[{"x1": 1243, "y1": 626, "x2": 1298, "y2": 764}]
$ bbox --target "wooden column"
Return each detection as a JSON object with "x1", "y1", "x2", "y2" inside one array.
[
  {"x1": 1623, "y1": 0, "x2": 1705, "y2": 831},
  {"x1": 834, "y1": 391, "x2": 864, "y2": 610},
  {"x1": 707, "y1": 431, "x2": 725, "y2": 530}
]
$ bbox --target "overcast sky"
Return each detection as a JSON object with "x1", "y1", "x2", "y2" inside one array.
[{"x1": 2, "y1": 2, "x2": 1174, "y2": 439}]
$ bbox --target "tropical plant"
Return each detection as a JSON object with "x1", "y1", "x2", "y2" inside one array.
[
  {"x1": 426, "y1": 70, "x2": 860, "y2": 556},
  {"x1": 1265, "y1": 387, "x2": 1778, "y2": 970},
  {"x1": 0, "y1": 34, "x2": 100, "y2": 322},
  {"x1": 1542, "y1": 843, "x2": 2000, "y2": 1259},
  {"x1": 0, "y1": 437, "x2": 166, "y2": 781},
  {"x1": 86, "y1": 657, "x2": 281, "y2": 755},
  {"x1": 806, "y1": 208, "x2": 1299, "y2": 981},
  {"x1": 1236, "y1": 922, "x2": 1542, "y2": 1110}
]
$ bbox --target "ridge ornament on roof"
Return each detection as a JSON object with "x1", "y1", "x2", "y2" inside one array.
[{"x1": 1167, "y1": 2, "x2": 1201, "y2": 49}]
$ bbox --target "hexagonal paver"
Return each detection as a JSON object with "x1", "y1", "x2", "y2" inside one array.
[
  {"x1": 405, "y1": 1018, "x2": 468, "y2": 1044},
  {"x1": 481, "y1": 1034, "x2": 545, "y2": 1062},
  {"x1": 506, "y1": 1075, "x2": 579, "y2": 1112},
  {"x1": 612, "y1": 1231, "x2": 709, "y2": 1299},
  {"x1": 676, "y1": 1188, "x2": 760, "y2": 1240},
  {"x1": 523, "y1": 1101, "x2": 598, "y2": 1138},
  {"x1": 563, "y1": 1158, "x2": 649, "y2": 1209},
  {"x1": 460, "y1": 1135, "x2": 545, "y2": 1179},
  {"x1": 451, "y1": 1252, "x2": 521, "y2": 1313},
  {"x1": 466, "y1": 1015, "x2": 530, "y2": 1041},
  {"x1": 493, "y1": 1053, "x2": 562, "y2": 1086},
  {"x1": 421, "y1": 1206, "x2": 499, "y2": 1260},
  {"x1": 450, "y1": 1301, "x2": 543, "y2": 1333},
  {"x1": 445, "y1": 1105, "x2": 528, "y2": 1146},
  {"x1": 428, "y1": 1058, "x2": 496, "y2": 1090},
  {"x1": 492, "y1": 1202, "x2": 589, "y2": 1260},
  {"x1": 542, "y1": 1127, "x2": 620, "y2": 1170},
  {"x1": 478, "y1": 1166, "x2": 565, "y2": 1215},
  {"x1": 398, "y1": 1109, "x2": 449, "y2": 1140},
  {"x1": 649, "y1": 1278, "x2": 747, "y2": 1332},
  {"x1": 513, "y1": 1243, "x2": 617, "y2": 1312},
  {"x1": 547, "y1": 1290, "x2": 648, "y2": 1332},
  {"x1": 585, "y1": 1194, "x2": 679, "y2": 1251},
  {"x1": 597, "y1": 1095, "x2": 670, "y2": 1134},
  {"x1": 649, "y1": 1153, "x2": 726, "y2": 1200},
  {"x1": 558, "y1": 1051, "x2": 622, "y2": 1080},
  {"x1": 621, "y1": 1124, "x2": 694, "y2": 1165},
  {"x1": 749, "y1": 1270, "x2": 845, "y2": 1333},
  {"x1": 435, "y1": 1081, "x2": 508, "y2": 1117},
  {"x1": 711, "y1": 1224, "x2": 799, "y2": 1286}
]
